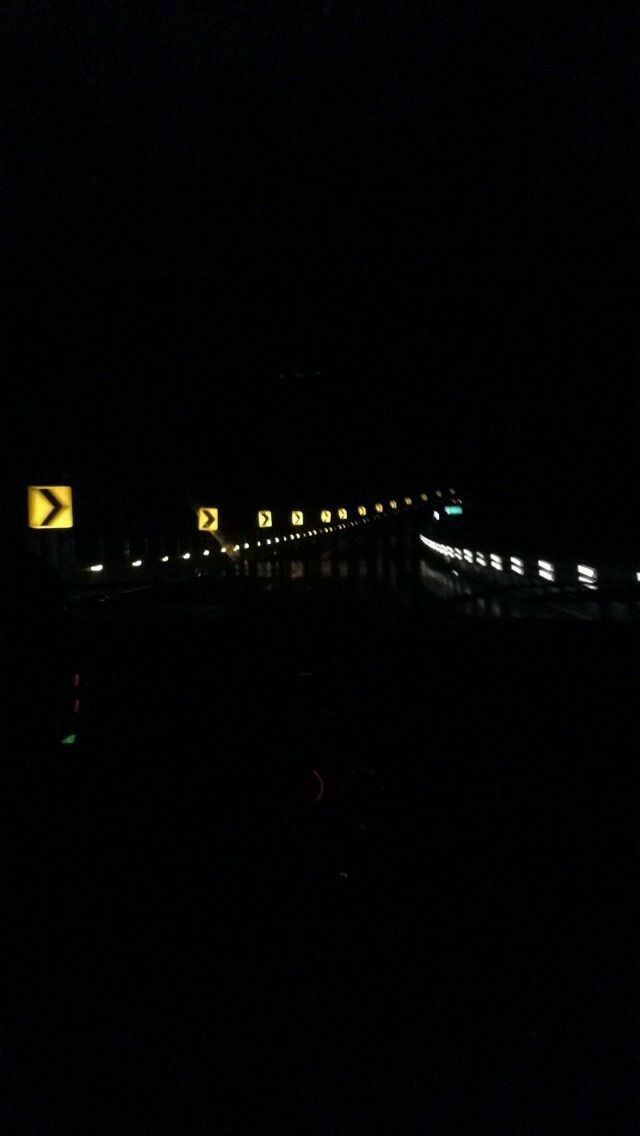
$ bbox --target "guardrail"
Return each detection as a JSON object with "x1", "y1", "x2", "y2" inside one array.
[
  {"x1": 68, "y1": 505, "x2": 429, "y2": 588},
  {"x1": 419, "y1": 533, "x2": 640, "y2": 601}
]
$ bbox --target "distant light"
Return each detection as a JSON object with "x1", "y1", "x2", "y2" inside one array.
[
  {"x1": 221, "y1": 547, "x2": 227, "y2": 554},
  {"x1": 490, "y1": 554, "x2": 503, "y2": 571},
  {"x1": 463, "y1": 550, "x2": 473, "y2": 563},
  {"x1": 510, "y1": 556, "x2": 524, "y2": 568},
  {"x1": 266, "y1": 538, "x2": 272, "y2": 545},
  {"x1": 511, "y1": 564, "x2": 524, "y2": 575},
  {"x1": 257, "y1": 541, "x2": 261, "y2": 547},
  {"x1": 420, "y1": 493, "x2": 428, "y2": 501},
  {"x1": 244, "y1": 542, "x2": 250, "y2": 549},
  {"x1": 132, "y1": 559, "x2": 142, "y2": 567},
  {"x1": 454, "y1": 548, "x2": 463, "y2": 560},
  {"x1": 433, "y1": 510, "x2": 440, "y2": 520},
  {"x1": 476, "y1": 553, "x2": 487, "y2": 567},
  {"x1": 539, "y1": 568, "x2": 554, "y2": 582},
  {"x1": 538, "y1": 560, "x2": 553, "y2": 572},
  {"x1": 444, "y1": 505, "x2": 463, "y2": 516},
  {"x1": 234, "y1": 545, "x2": 240, "y2": 551},
  {"x1": 61, "y1": 733, "x2": 77, "y2": 746},
  {"x1": 89, "y1": 563, "x2": 103, "y2": 573},
  {"x1": 182, "y1": 552, "x2": 191, "y2": 560},
  {"x1": 203, "y1": 549, "x2": 210, "y2": 557},
  {"x1": 578, "y1": 564, "x2": 598, "y2": 589},
  {"x1": 275, "y1": 537, "x2": 280, "y2": 543},
  {"x1": 161, "y1": 555, "x2": 169, "y2": 562},
  {"x1": 637, "y1": 571, "x2": 640, "y2": 583},
  {"x1": 436, "y1": 490, "x2": 443, "y2": 498}
]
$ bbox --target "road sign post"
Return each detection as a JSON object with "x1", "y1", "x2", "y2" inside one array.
[{"x1": 27, "y1": 485, "x2": 76, "y2": 575}]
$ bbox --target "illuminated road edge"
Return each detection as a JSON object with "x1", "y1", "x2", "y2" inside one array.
[{"x1": 419, "y1": 534, "x2": 640, "y2": 592}]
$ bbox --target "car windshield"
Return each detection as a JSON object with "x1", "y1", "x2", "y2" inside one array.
[{"x1": 5, "y1": 5, "x2": 635, "y2": 1133}]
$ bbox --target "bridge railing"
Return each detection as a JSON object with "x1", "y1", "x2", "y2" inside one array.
[
  {"x1": 42, "y1": 494, "x2": 438, "y2": 590},
  {"x1": 418, "y1": 532, "x2": 640, "y2": 617}
]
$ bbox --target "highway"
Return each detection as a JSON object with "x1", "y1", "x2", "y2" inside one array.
[{"x1": 4, "y1": 515, "x2": 639, "y2": 1134}]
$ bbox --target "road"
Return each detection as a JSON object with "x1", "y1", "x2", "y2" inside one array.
[{"x1": 3, "y1": 520, "x2": 638, "y2": 1134}]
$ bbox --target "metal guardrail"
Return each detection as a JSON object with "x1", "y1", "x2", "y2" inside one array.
[
  {"x1": 68, "y1": 510, "x2": 408, "y2": 588},
  {"x1": 419, "y1": 533, "x2": 640, "y2": 588},
  {"x1": 419, "y1": 534, "x2": 640, "y2": 618}
]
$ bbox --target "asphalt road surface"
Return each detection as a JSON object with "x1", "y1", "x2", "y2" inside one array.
[{"x1": 3, "y1": 524, "x2": 638, "y2": 1134}]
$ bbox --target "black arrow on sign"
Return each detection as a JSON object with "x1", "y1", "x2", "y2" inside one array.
[
  {"x1": 40, "y1": 487, "x2": 65, "y2": 526},
  {"x1": 202, "y1": 509, "x2": 217, "y2": 529}
]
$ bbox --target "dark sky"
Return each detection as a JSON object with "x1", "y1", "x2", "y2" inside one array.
[{"x1": 2, "y1": 2, "x2": 634, "y2": 531}]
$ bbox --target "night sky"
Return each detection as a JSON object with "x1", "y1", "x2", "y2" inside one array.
[{"x1": 3, "y1": 3, "x2": 633, "y2": 539}]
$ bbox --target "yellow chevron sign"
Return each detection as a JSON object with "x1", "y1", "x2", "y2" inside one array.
[
  {"x1": 320, "y1": 510, "x2": 331, "y2": 523},
  {"x1": 291, "y1": 510, "x2": 304, "y2": 526},
  {"x1": 374, "y1": 503, "x2": 383, "y2": 513},
  {"x1": 389, "y1": 500, "x2": 398, "y2": 509},
  {"x1": 404, "y1": 497, "x2": 413, "y2": 506},
  {"x1": 28, "y1": 486, "x2": 73, "y2": 529},
  {"x1": 197, "y1": 507, "x2": 219, "y2": 532},
  {"x1": 357, "y1": 505, "x2": 367, "y2": 516},
  {"x1": 258, "y1": 510, "x2": 273, "y2": 528},
  {"x1": 337, "y1": 508, "x2": 347, "y2": 520}
]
